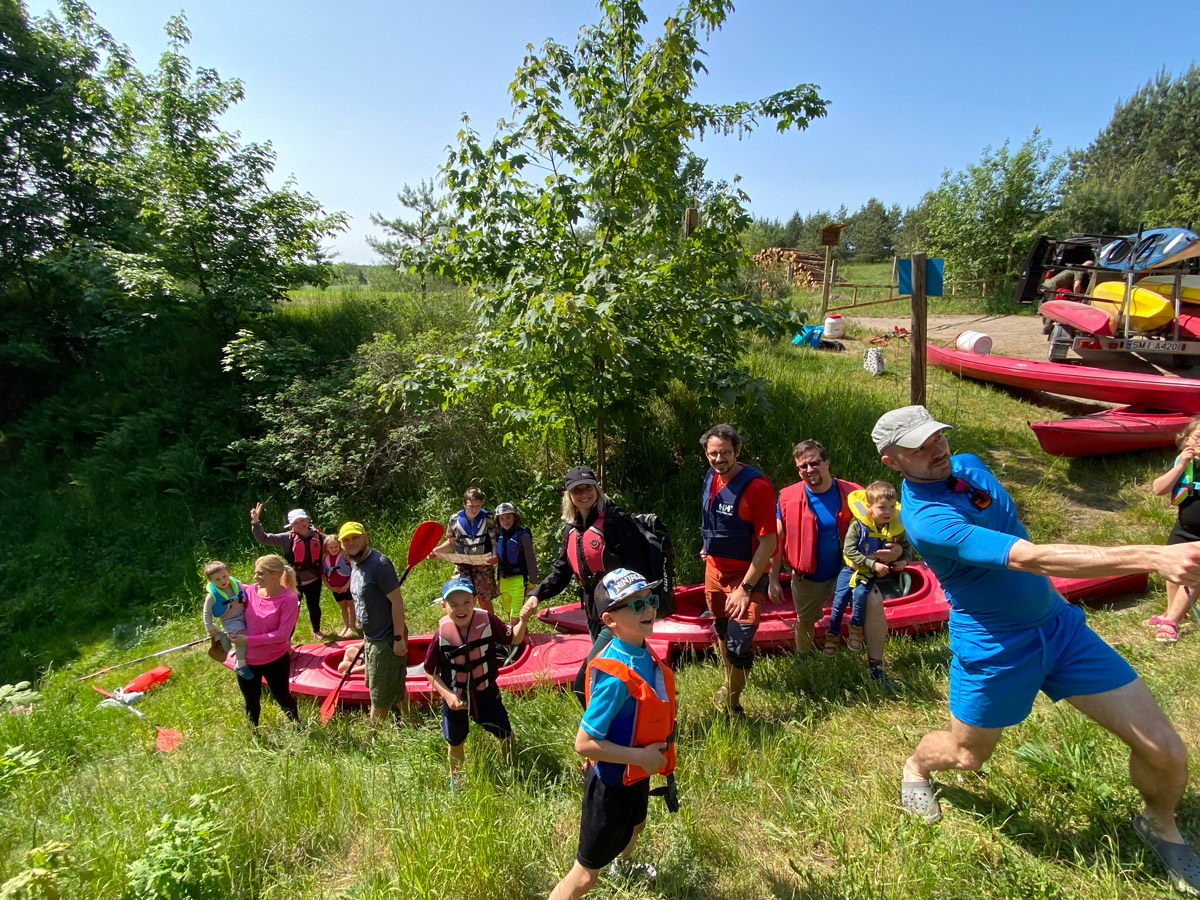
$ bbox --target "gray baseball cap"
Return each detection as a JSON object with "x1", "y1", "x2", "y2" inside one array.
[{"x1": 872, "y1": 405, "x2": 952, "y2": 454}]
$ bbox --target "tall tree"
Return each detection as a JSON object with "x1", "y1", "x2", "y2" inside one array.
[
  {"x1": 385, "y1": 0, "x2": 827, "y2": 478},
  {"x1": 844, "y1": 198, "x2": 899, "y2": 263},
  {"x1": 108, "y1": 14, "x2": 346, "y2": 330},
  {"x1": 1061, "y1": 65, "x2": 1200, "y2": 233},
  {"x1": 368, "y1": 178, "x2": 444, "y2": 300},
  {"x1": 921, "y1": 132, "x2": 1063, "y2": 281}
]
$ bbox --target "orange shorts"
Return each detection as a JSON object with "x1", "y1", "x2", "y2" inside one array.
[{"x1": 704, "y1": 564, "x2": 764, "y2": 625}]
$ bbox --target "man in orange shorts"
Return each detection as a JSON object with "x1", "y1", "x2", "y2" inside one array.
[{"x1": 700, "y1": 424, "x2": 777, "y2": 716}]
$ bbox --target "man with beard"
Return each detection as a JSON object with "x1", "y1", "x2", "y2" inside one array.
[
  {"x1": 337, "y1": 522, "x2": 410, "y2": 726},
  {"x1": 700, "y1": 424, "x2": 776, "y2": 716},
  {"x1": 876, "y1": 405, "x2": 1200, "y2": 896}
]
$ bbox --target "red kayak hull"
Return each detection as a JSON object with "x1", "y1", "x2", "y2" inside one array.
[
  {"x1": 225, "y1": 632, "x2": 594, "y2": 706},
  {"x1": 1030, "y1": 406, "x2": 1191, "y2": 456},
  {"x1": 538, "y1": 568, "x2": 1149, "y2": 651},
  {"x1": 539, "y1": 564, "x2": 950, "y2": 650},
  {"x1": 927, "y1": 343, "x2": 1200, "y2": 413},
  {"x1": 1039, "y1": 299, "x2": 1113, "y2": 337}
]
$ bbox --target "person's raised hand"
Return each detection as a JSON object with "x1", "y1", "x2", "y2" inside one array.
[
  {"x1": 250, "y1": 502, "x2": 263, "y2": 524},
  {"x1": 519, "y1": 598, "x2": 538, "y2": 621},
  {"x1": 1181, "y1": 444, "x2": 1197, "y2": 464}
]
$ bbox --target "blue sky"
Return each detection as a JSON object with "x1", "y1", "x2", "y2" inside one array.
[{"x1": 27, "y1": 0, "x2": 1200, "y2": 262}]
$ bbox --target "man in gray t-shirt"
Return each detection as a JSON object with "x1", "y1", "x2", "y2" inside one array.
[{"x1": 338, "y1": 521, "x2": 409, "y2": 725}]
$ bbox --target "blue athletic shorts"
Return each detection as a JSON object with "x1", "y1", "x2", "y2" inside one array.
[{"x1": 949, "y1": 602, "x2": 1137, "y2": 729}]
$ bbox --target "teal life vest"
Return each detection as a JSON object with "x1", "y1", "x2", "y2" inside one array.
[{"x1": 208, "y1": 578, "x2": 246, "y2": 618}]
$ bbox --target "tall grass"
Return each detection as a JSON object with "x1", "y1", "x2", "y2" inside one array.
[{"x1": 3, "y1": 317, "x2": 1196, "y2": 898}]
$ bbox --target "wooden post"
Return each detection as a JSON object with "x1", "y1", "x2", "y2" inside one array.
[
  {"x1": 891, "y1": 255, "x2": 898, "y2": 283},
  {"x1": 820, "y1": 244, "x2": 833, "y2": 318},
  {"x1": 910, "y1": 252, "x2": 927, "y2": 407}
]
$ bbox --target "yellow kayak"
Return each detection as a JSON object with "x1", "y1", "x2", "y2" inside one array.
[
  {"x1": 1137, "y1": 274, "x2": 1200, "y2": 304},
  {"x1": 1091, "y1": 281, "x2": 1175, "y2": 331}
]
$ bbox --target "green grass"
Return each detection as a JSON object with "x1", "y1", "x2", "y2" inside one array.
[
  {"x1": 3, "y1": 306, "x2": 1197, "y2": 899},
  {"x1": 786, "y1": 261, "x2": 1030, "y2": 318}
]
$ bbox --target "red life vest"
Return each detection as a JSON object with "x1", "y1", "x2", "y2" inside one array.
[
  {"x1": 584, "y1": 645, "x2": 676, "y2": 785},
  {"x1": 437, "y1": 608, "x2": 494, "y2": 699},
  {"x1": 289, "y1": 529, "x2": 324, "y2": 575},
  {"x1": 565, "y1": 509, "x2": 609, "y2": 586},
  {"x1": 777, "y1": 478, "x2": 859, "y2": 575}
]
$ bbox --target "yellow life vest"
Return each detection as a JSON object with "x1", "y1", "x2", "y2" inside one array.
[{"x1": 843, "y1": 489, "x2": 905, "y2": 586}]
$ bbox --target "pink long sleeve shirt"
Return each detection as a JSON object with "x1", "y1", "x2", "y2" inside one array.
[{"x1": 242, "y1": 584, "x2": 299, "y2": 666}]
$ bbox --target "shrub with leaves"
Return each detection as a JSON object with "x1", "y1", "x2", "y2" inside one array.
[
  {"x1": 121, "y1": 798, "x2": 228, "y2": 900},
  {"x1": 0, "y1": 842, "x2": 89, "y2": 900}
]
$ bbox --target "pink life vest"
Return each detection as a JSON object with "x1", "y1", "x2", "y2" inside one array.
[
  {"x1": 437, "y1": 608, "x2": 494, "y2": 699},
  {"x1": 565, "y1": 509, "x2": 608, "y2": 585}
]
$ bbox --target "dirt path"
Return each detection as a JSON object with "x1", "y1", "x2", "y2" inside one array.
[
  {"x1": 845, "y1": 313, "x2": 1048, "y2": 360},
  {"x1": 844, "y1": 312, "x2": 1198, "y2": 376}
]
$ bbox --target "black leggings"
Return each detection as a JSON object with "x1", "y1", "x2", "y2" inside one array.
[
  {"x1": 236, "y1": 652, "x2": 300, "y2": 726},
  {"x1": 298, "y1": 578, "x2": 322, "y2": 632}
]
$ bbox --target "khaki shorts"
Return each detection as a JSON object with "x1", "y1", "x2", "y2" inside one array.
[
  {"x1": 363, "y1": 637, "x2": 406, "y2": 709},
  {"x1": 790, "y1": 575, "x2": 835, "y2": 622}
]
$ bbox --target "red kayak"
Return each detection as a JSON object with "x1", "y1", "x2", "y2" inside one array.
[
  {"x1": 927, "y1": 343, "x2": 1200, "y2": 413},
  {"x1": 539, "y1": 568, "x2": 1148, "y2": 653},
  {"x1": 225, "y1": 633, "x2": 594, "y2": 706},
  {"x1": 540, "y1": 564, "x2": 950, "y2": 652},
  {"x1": 1029, "y1": 406, "x2": 1191, "y2": 456},
  {"x1": 1039, "y1": 299, "x2": 1113, "y2": 337}
]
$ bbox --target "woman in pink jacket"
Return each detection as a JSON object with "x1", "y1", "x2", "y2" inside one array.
[{"x1": 229, "y1": 555, "x2": 301, "y2": 725}]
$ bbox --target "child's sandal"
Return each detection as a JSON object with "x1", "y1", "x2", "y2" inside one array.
[{"x1": 1156, "y1": 622, "x2": 1179, "y2": 643}]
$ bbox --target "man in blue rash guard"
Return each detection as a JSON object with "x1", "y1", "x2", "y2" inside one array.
[{"x1": 874, "y1": 405, "x2": 1200, "y2": 897}]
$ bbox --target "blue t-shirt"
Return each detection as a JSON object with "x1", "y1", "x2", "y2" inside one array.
[
  {"x1": 580, "y1": 636, "x2": 668, "y2": 786},
  {"x1": 805, "y1": 484, "x2": 844, "y2": 581},
  {"x1": 901, "y1": 454, "x2": 1063, "y2": 636}
]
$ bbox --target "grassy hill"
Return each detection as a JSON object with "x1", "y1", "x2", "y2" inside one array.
[{"x1": 2, "y1": 290, "x2": 1196, "y2": 898}]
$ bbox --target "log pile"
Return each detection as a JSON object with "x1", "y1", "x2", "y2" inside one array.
[{"x1": 751, "y1": 247, "x2": 834, "y2": 289}]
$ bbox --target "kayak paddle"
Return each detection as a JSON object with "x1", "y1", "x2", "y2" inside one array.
[
  {"x1": 97, "y1": 695, "x2": 184, "y2": 752},
  {"x1": 77, "y1": 638, "x2": 206, "y2": 681},
  {"x1": 319, "y1": 520, "x2": 445, "y2": 724}
]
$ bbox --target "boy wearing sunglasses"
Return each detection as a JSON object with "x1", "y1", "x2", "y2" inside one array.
[
  {"x1": 549, "y1": 568, "x2": 676, "y2": 900},
  {"x1": 875, "y1": 405, "x2": 1200, "y2": 896}
]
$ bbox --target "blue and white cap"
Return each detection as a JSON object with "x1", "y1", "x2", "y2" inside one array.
[
  {"x1": 594, "y1": 567, "x2": 661, "y2": 616},
  {"x1": 441, "y1": 577, "x2": 476, "y2": 601}
]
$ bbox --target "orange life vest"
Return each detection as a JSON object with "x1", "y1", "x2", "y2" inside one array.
[{"x1": 584, "y1": 644, "x2": 676, "y2": 785}]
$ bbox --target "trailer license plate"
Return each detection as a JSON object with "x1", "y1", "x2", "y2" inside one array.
[{"x1": 1125, "y1": 339, "x2": 1189, "y2": 352}]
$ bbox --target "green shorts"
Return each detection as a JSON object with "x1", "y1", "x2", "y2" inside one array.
[{"x1": 363, "y1": 637, "x2": 406, "y2": 709}]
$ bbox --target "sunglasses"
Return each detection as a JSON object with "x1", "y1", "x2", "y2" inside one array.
[
  {"x1": 610, "y1": 594, "x2": 660, "y2": 615},
  {"x1": 947, "y1": 476, "x2": 992, "y2": 510}
]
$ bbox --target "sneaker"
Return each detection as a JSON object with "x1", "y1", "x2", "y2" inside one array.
[
  {"x1": 823, "y1": 636, "x2": 839, "y2": 658},
  {"x1": 235, "y1": 665, "x2": 255, "y2": 680},
  {"x1": 871, "y1": 670, "x2": 903, "y2": 696},
  {"x1": 608, "y1": 859, "x2": 657, "y2": 882}
]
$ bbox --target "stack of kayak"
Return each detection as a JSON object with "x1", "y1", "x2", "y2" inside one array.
[
  {"x1": 536, "y1": 567, "x2": 1147, "y2": 657},
  {"x1": 223, "y1": 569, "x2": 1148, "y2": 706},
  {"x1": 238, "y1": 632, "x2": 594, "y2": 707},
  {"x1": 925, "y1": 343, "x2": 1200, "y2": 457}
]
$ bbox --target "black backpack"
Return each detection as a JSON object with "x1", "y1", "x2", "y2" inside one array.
[{"x1": 631, "y1": 513, "x2": 676, "y2": 618}]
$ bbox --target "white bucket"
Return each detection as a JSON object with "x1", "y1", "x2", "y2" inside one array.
[
  {"x1": 955, "y1": 330, "x2": 992, "y2": 355},
  {"x1": 823, "y1": 313, "x2": 844, "y2": 338}
]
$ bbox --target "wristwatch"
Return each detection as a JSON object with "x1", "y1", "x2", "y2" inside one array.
[
  {"x1": 393, "y1": 634, "x2": 406, "y2": 643},
  {"x1": 741, "y1": 581, "x2": 754, "y2": 594}
]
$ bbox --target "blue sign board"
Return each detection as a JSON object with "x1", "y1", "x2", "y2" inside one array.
[{"x1": 897, "y1": 258, "x2": 944, "y2": 297}]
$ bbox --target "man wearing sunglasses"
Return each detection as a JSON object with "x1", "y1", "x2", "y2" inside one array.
[{"x1": 875, "y1": 404, "x2": 1200, "y2": 895}]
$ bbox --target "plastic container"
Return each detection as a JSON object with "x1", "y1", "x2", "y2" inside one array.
[
  {"x1": 955, "y1": 331, "x2": 993, "y2": 355},
  {"x1": 823, "y1": 313, "x2": 844, "y2": 338}
]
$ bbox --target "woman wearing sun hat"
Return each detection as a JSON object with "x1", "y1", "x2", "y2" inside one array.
[{"x1": 528, "y1": 465, "x2": 652, "y2": 702}]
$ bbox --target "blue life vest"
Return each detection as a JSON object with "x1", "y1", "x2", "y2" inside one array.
[
  {"x1": 497, "y1": 527, "x2": 531, "y2": 577},
  {"x1": 700, "y1": 464, "x2": 764, "y2": 562},
  {"x1": 452, "y1": 509, "x2": 493, "y2": 557},
  {"x1": 208, "y1": 578, "x2": 246, "y2": 618}
]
